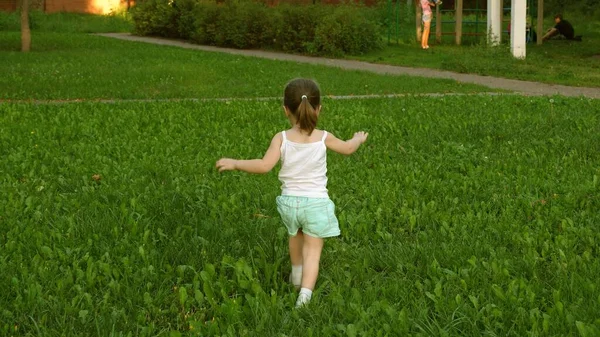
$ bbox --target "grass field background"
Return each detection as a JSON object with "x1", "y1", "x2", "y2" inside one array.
[
  {"x1": 1, "y1": 10, "x2": 600, "y2": 337},
  {"x1": 0, "y1": 32, "x2": 490, "y2": 101},
  {"x1": 1, "y1": 96, "x2": 599, "y2": 336},
  {"x1": 360, "y1": 6, "x2": 600, "y2": 88},
  {"x1": 2, "y1": 9, "x2": 600, "y2": 89}
]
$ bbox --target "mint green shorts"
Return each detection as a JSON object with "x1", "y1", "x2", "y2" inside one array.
[{"x1": 276, "y1": 196, "x2": 340, "y2": 238}]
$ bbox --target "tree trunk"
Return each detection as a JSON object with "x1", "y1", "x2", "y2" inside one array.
[
  {"x1": 455, "y1": 0, "x2": 463, "y2": 45},
  {"x1": 21, "y1": 0, "x2": 31, "y2": 52}
]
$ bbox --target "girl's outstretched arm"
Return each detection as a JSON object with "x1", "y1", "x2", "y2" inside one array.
[
  {"x1": 325, "y1": 131, "x2": 369, "y2": 155},
  {"x1": 216, "y1": 133, "x2": 282, "y2": 174}
]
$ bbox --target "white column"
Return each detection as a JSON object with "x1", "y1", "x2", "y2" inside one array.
[
  {"x1": 510, "y1": 0, "x2": 526, "y2": 58},
  {"x1": 487, "y1": 0, "x2": 502, "y2": 46}
]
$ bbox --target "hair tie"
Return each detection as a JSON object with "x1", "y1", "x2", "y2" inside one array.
[{"x1": 301, "y1": 95, "x2": 308, "y2": 100}]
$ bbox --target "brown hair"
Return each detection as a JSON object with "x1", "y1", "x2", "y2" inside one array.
[
  {"x1": 554, "y1": 13, "x2": 563, "y2": 20},
  {"x1": 283, "y1": 78, "x2": 321, "y2": 135}
]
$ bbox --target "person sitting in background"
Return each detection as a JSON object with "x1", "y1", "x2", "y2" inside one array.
[{"x1": 542, "y1": 14, "x2": 582, "y2": 41}]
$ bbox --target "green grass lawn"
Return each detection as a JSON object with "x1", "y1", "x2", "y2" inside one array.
[
  {"x1": 1, "y1": 10, "x2": 600, "y2": 337},
  {"x1": 0, "y1": 10, "x2": 494, "y2": 101},
  {"x1": 3, "y1": 10, "x2": 600, "y2": 93},
  {"x1": 352, "y1": 13, "x2": 600, "y2": 88},
  {"x1": 0, "y1": 31, "x2": 490, "y2": 100},
  {"x1": 1, "y1": 96, "x2": 599, "y2": 336},
  {"x1": 352, "y1": 39, "x2": 600, "y2": 88},
  {"x1": 0, "y1": 11, "x2": 133, "y2": 33}
]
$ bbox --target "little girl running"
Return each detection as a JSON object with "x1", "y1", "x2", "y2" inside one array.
[{"x1": 216, "y1": 78, "x2": 368, "y2": 307}]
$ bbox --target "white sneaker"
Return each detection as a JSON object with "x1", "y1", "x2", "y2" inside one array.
[{"x1": 295, "y1": 293, "x2": 311, "y2": 308}]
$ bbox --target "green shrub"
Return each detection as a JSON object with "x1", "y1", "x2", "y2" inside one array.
[
  {"x1": 244, "y1": 3, "x2": 279, "y2": 49},
  {"x1": 190, "y1": 2, "x2": 277, "y2": 49},
  {"x1": 131, "y1": 0, "x2": 383, "y2": 56},
  {"x1": 218, "y1": 2, "x2": 252, "y2": 48},
  {"x1": 174, "y1": 0, "x2": 198, "y2": 40},
  {"x1": 276, "y1": 4, "x2": 331, "y2": 53},
  {"x1": 189, "y1": 2, "x2": 220, "y2": 45},
  {"x1": 314, "y1": 5, "x2": 383, "y2": 56},
  {"x1": 131, "y1": 0, "x2": 178, "y2": 37}
]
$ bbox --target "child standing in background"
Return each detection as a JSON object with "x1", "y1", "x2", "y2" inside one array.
[
  {"x1": 216, "y1": 78, "x2": 369, "y2": 307},
  {"x1": 420, "y1": 0, "x2": 433, "y2": 49},
  {"x1": 420, "y1": 0, "x2": 440, "y2": 49}
]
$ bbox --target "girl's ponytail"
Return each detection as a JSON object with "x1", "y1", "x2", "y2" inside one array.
[
  {"x1": 283, "y1": 79, "x2": 321, "y2": 135},
  {"x1": 297, "y1": 95, "x2": 318, "y2": 135}
]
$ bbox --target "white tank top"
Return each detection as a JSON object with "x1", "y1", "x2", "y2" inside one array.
[{"x1": 278, "y1": 130, "x2": 329, "y2": 198}]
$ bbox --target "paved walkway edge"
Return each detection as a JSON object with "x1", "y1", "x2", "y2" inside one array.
[
  {"x1": 0, "y1": 92, "x2": 517, "y2": 106},
  {"x1": 96, "y1": 33, "x2": 600, "y2": 99}
]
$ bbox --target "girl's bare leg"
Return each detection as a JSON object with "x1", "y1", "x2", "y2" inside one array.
[
  {"x1": 296, "y1": 233, "x2": 324, "y2": 307},
  {"x1": 301, "y1": 234, "x2": 324, "y2": 290},
  {"x1": 422, "y1": 21, "x2": 431, "y2": 48},
  {"x1": 288, "y1": 231, "x2": 304, "y2": 289}
]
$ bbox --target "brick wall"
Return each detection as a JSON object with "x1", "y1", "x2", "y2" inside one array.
[
  {"x1": 0, "y1": 0, "x2": 132, "y2": 13},
  {"x1": 45, "y1": 0, "x2": 132, "y2": 14},
  {"x1": 268, "y1": 0, "x2": 379, "y2": 5},
  {"x1": 0, "y1": 0, "x2": 17, "y2": 11}
]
